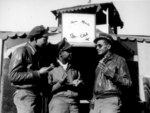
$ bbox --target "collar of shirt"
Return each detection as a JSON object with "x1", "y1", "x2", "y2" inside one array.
[{"x1": 57, "y1": 59, "x2": 68, "y2": 71}]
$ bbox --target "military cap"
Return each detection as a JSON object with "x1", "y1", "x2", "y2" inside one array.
[
  {"x1": 94, "y1": 32, "x2": 113, "y2": 44},
  {"x1": 27, "y1": 25, "x2": 49, "y2": 39},
  {"x1": 57, "y1": 38, "x2": 71, "y2": 53}
]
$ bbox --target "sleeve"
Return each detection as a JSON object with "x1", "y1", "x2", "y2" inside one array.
[
  {"x1": 76, "y1": 70, "x2": 83, "y2": 87},
  {"x1": 8, "y1": 47, "x2": 40, "y2": 85},
  {"x1": 113, "y1": 57, "x2": 132, "y2": 87},
  {"x1": 71, "y1": 69, "x2": 83, "y2": 88},
  {"x1": 48, "y1": 69, "x2": 65, "y2": 93}
]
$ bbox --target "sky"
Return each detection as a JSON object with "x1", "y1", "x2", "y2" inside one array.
[{"x1": 0, "y1": 0, "x2": 150, "y2": 35}]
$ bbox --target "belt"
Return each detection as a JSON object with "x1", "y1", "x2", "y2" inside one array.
[{"x1": 94, "y1": 92, "x2": 119, "y2": 99}]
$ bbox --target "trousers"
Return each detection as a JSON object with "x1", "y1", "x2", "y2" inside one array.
[
  {"x1": 49, "y1": 96, "x2": 79, "y2": 113},
  {"x1": 13, "y1": 89, "x2": 42, "y2": 113},
  {"x1": 89, "y1": 96, "x2": 120, "y2": 113}
]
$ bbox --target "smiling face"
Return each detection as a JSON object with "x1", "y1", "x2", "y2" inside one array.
[{"x1": 95, "y1": 39, "x2": 111, "y2": 56}]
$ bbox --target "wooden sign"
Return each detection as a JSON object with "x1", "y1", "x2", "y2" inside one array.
[{"x1": 62, "y1": 13, "x2": 95, "y2": 45}]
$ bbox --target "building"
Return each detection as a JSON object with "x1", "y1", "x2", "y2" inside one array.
[
  {"x1": 51, "y1": 2, "x2": 123, "y2": 34},
  {"x1": 0, "y1": 2, "x2": 150, "y2": 113}
]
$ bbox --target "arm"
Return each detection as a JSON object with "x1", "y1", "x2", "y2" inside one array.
[
  {"x1": 113, "y1": 58, "x2": 132, "y2": 87},
  {"x1": 8, "y1": 47, "x2": 40, "y2": 84},
  {"x1": 51, "y1": 82, "x2": 65, "y2": 93},
  {"x1": 48, "y1": 68, "x2": 67, "y2": 93},
  {"x1": 66, "y1": 69, "x2": 83, "y2": 94},
  {"x1": 104, "y1": 57, "x2": 132, "y2": 87},
  {"x1": 72, "y1": 70, "x2": 83, "y2": 87}
]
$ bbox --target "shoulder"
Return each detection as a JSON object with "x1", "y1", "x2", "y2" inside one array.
[
  {"x1": 113, "y1": 53, "x2": 126, "y2": 61},
  {"x1": 12, "y1": 46, "x2": 27, "y2": 56},
  {"x1": 112, "y1": 54, "x2": 127, "y2": 67},
  {"x1": 69, "y1": 64, "x2": 80, "y2": 72}
]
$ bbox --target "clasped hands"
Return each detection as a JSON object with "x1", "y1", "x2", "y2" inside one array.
[{"x1": 60, "y1": 73, "x2": 82, "y2": 87}]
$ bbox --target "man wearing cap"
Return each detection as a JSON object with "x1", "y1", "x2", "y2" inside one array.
[
  {"x1": 89, "y1": 33, "x2": 132, "y2": 113},
  {"x1": 8, "y1": 25, "x2": 54, "y2": 113},
  {"x1": 48, "y1": 38, "x2": 82, "y2": 113}
]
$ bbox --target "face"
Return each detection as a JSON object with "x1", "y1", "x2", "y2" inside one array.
[
  {"x1": 60, "y1": 49, "x2": 72, "y2": 63},
  {"x1": 95, "y1": 39, "x2": 111, "y2": 56},
  {"x1": 36, "y1": 36, "x2": 48, "y2": 49}
]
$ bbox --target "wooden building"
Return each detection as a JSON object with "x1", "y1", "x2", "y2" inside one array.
[{"x1": 0, "y1": 2, "x2": 150, "y2": 113}]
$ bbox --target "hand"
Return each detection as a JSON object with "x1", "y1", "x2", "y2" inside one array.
[
  {"x1": 98, "y1": 62, "x2": 108, "y2": 73},
  {"x1": 59, "y1": 73, "x2": 68, "y2": 85},
  {"x1": 72, "y1": 79, "x2": 82, "y2": 87},
  {"x1": 38, "y1": 67, "x2": 51, "y2": 75},
  {"x1": 89, "y1": 98, "x2": 95, "y2": 109},
  {"x1": 98, "y1": 62, "x2": 114, "y2": 78},
  {"x1": 48, "y1": 63, "x2": 55, "y2": 71}
]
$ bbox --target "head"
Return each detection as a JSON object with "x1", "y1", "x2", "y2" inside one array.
[
  {"x1": 27, "y1": 25, "x2": 49, "y2": 50},
  {"x1": 57, "y1": 38, "x2": 72, "y2": 64},
  {"x1": 94, "y1": 33, "x2": 113, "y2": 56}
]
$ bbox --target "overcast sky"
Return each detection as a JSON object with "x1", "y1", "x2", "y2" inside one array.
[{"x1": 0, "y1": 0, "x2": 150, "y2": 35}]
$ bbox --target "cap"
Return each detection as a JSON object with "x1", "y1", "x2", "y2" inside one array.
[
  {"x1": 94, "y1": 32, "x2": 113, "y2": 44},
  {"x1": 27, "y1": 25, "x2": 49, "y2": 39},
  {"x1": 57, "y1": 38, "x2": 71, "y2": 53}
]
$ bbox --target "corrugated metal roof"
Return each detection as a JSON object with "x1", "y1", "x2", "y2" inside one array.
[
  {"x1": 0, "y1": 27, "x2": 61, "y2": 40},
  {"x1": 117, "y1": 34, "x2": 150, "y2": 43},
  {"x1": 51, "y1": 2, "x2": 114, "y2": 14},
  {"x1": 51, "y1": 2, "x2": 123, "y2": 28},
  {"x1": 0, "y1": 31, "x2": 27, "y2": 40},
  {"x1": 52, "y1": 4, "x2": 99, "y2": 14},
  {"x1": 1, "y1": 31, "x2": 150, "y2": 43},
  {"x1": 1, "y1": 31, "x2": 150, "y2": 59}
]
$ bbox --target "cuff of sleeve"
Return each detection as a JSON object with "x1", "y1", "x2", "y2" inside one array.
[
  {"x1": 59, "y1": 81, "x2": 64, "y2": 86},
  {"x1": 33, "y1": 71, "x2": 41, "y2": 78},
  {"x1": 109, "y1": 72, "x2": 114, "y2": 78},
  {"x1": 105, "y1": 70, "x2": 114, "y2": 79},
  {"x1": 57, "y1": 82, "x2": 62, "y2": 87},
  {"x1": 54, "y1": 82, "x2": 62, "y2": 90}
]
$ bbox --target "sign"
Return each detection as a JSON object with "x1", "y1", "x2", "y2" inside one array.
[
  {"x1": 96, "y1": 25, "x2": 109, "y2": 33},
  {"x1": 62, "y1": 13, "x2": 95, "y2": 45}
]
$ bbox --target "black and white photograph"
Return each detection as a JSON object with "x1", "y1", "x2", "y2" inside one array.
[{"x1": 0, "y1": 0, "x2": 150, "y2": 113}]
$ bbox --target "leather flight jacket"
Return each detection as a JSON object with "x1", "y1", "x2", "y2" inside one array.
[
  {"x1": 93, "y1": 53, "x2": 132, "y2": 98},
  {"x1": 8, "y1": 42, "x2": 41, "y2": 90}
]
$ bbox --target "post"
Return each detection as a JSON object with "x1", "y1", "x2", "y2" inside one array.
[
  {"x1": 137, "y1": 42, "x2": 147, "y2": 101},
  {"x1": 0, "y1": 39, "x2": 4, "y2": 113},
  {"x1": 103, "y1": 8, "x2": 109, "y2": 33}
]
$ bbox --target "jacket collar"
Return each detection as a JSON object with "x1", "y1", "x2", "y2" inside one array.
[
  {"x1": 100, "y1": 51, "x2": 114, "y2": 63},
  {"x1": 26, "y1": 42, "x2": 37, "y2": 55},
  {"x1": 57, "y1": 59, "x2": 68, "y2": 70},
  {"x1": 57, "y1": 59, "x2": 72, "y2": 71}
]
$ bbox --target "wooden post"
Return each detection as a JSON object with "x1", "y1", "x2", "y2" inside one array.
[
  {"x1": 137, "y1": 42, "x2": 146, "y2": 101},
  {"x1": 103, "y1": 8, "x2": 109, "y2": 33},
  {"x1": 0, "y1": 39, "x2": 4, "y2": 113}
]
